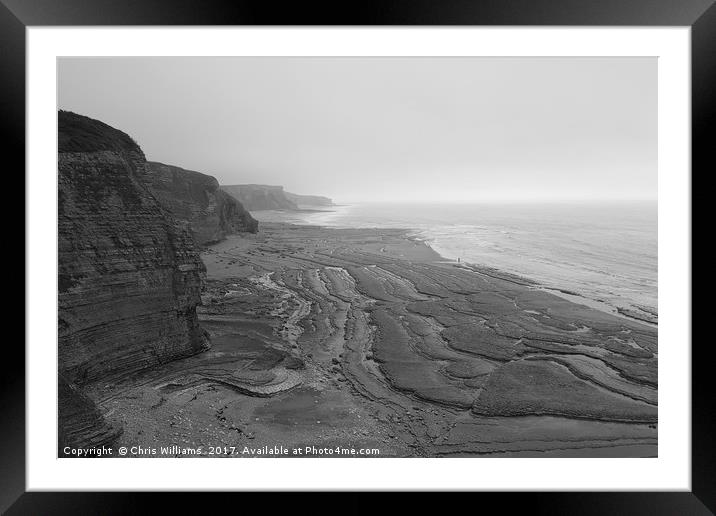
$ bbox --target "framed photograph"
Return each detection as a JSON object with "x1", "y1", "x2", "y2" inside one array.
[{"x1": 5, "y1": 0, "x2": 712, "y2": 512}]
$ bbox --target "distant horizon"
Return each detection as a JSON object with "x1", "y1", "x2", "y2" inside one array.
[
  {"x1": 212, "y1": 185, "x2": 658, "y2": 205},
  {"x1": 327, "y1": 197, "x2": 658, "y2": 204},
  {"x1": 213, "y1": 179, "x2": 657, "y2": 205}
]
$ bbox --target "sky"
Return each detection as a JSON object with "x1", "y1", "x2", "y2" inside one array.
[{"x1": 58, "y1": 57, "x2": 656, "y2": 203}]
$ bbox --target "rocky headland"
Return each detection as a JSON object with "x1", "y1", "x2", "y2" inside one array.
[
  {"x1": 284, "y1": 192, "x2": 334, "y2": 208},
  {"x1": 221, "y1": 184, "x2": 333, "y2": 211}
]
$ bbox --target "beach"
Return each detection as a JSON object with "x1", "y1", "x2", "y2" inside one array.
[{"x1": 91, "y1": 222, "x2": 657, "y2": 457}]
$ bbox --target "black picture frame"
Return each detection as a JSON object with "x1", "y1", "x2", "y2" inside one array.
[{"x1": 4, "y1": 0, "x2": 712, "y2": 513}]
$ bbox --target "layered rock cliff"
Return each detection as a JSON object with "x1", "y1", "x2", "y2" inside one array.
[
  {"x1": 58, "y1": 376, "x2": 122, "y2": 455},
  {"x1": 146, "y1": 161, "x2": 258, "y2": 245},
  {"x1": 58, "y1": 111, "x2": 210, "y2": 449},
  {"x1": 220, "y1": 184, "x2": 298, "y2": 211}
]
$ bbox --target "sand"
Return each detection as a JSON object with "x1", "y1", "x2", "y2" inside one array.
[{"x1": 92, "y1": 222, "x2": 657, "y2": 457}]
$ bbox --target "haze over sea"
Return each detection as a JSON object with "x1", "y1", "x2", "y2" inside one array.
[{"x1": 253, "y1": 201, "x2": 657, "y2": 323}]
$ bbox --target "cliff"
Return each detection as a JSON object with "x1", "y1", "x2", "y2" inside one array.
[
  {"x1": 58, "y1": 111, "x2": 209, "y2": 449},
  {"x1": 146, "y1": 161, "x2": 258, "y2": 245},
  {"x1": 220, "y1": 184, "x2": 298, "y2": 211},
  {"x1": 58, "y1": 376, "x2": 122, "y2": 455},
  {"x1": 220, "y1": 184, "x2": 333, "y2": 211},
  {"x1": 284, "y1": 192, "x2": 334, "y2": 207}
]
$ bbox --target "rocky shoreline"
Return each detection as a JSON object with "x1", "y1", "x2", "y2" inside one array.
[{"x1": 94, "y1": 222, "x2": 658, "y2": 457}]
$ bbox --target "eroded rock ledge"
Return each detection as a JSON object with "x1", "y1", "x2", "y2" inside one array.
[{"x1": 96, "y1": 223, "x2": 657, "y2": 457}]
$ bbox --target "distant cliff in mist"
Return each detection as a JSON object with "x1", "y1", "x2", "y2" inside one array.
[
  {"x1": 284, "y1": 191, "x2": 334, "y2": 207},
  {"x1": 221, "y1": 184, "x2": 333, "y2": 211}
]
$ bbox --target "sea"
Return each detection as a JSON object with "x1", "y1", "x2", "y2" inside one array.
[{"x1": 252, "y1": 201, "x2": 657, "y2": 324}]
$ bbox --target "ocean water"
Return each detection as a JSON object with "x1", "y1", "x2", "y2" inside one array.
[{"x1": 253, "y1": 201, "x2": 657, "y2": 322}]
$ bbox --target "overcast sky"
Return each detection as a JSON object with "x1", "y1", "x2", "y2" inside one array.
[{"x1": 58, "y1": 57, "x2": 656, "y2": 203}]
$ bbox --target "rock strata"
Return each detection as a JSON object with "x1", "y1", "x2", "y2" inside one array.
[
  {"x1": 58, "y1": 377, "x2": 122, "y2": 455},
  {"x1": 58, "y1": 111, "x2": 210, "y2": 450},
  {"x1": 146, "y1": 162, "x2": 258, "y2": 245}
]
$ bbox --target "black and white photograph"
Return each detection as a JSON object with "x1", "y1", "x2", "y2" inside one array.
[
  {"x1": 57, "y1": 56, "x2": 659, "y2": 459},
  {"x1": 2, "y1": 0, "x2": 709, "y2": 507}
]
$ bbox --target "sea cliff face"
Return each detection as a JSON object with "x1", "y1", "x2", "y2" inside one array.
[
  {"x1": 146, "y1": 161, "x2": 258, "y2": 245},
  {"x1": 58, "y1": 111, "x2": 210, "y2": 448},
  {"x1": 220, "y1": 184, "x2": 299, "y2": 211}
]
